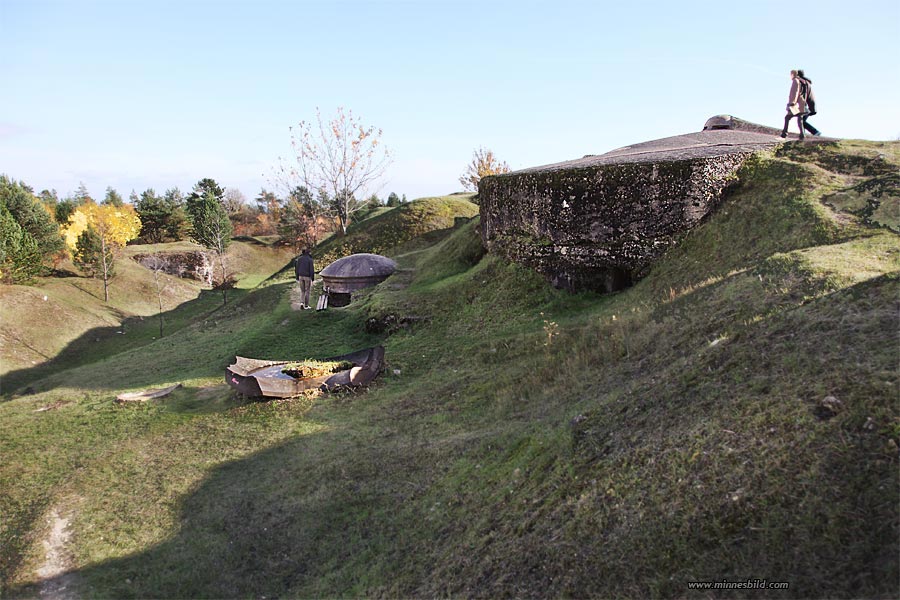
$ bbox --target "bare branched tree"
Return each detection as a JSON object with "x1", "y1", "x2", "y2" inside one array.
[
  {"x1": 223, "y1": 188, "x2": 247, "y2": 215},
  {"x1": 279, "y1": 107, "x2": 392, "y2": 235},
  {"x1": 144, "y1": 254, "x2": 168, "y2": 338}
]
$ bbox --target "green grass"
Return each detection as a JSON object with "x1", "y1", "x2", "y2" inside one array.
[
  {"x1": 0, "y1": 239, "x2": 293, "y2": 392},
  {"x1": 312, "y1": 195, "x2": 479, "y2": 265},
  {"x1": 0, "y1": 141, "x2": 897, "y2": 598}
]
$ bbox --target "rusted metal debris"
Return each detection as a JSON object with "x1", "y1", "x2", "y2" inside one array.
[{"x1": 226, "y1": 346, "x2": 385, "y2": 398}]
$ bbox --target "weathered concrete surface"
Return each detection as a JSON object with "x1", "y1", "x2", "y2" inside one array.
[
  {"x1": 320, "y1": 253, "x2": 398, "y2": 294},
  {"x1": 132, "y1": 251, "x2": 213, "y2": 284},
  {"x1": 478, "y1": 116, "x2": 788, "y2": 293}
]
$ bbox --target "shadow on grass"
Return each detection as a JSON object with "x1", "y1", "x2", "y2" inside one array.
[
  {"x1": 0, "y1": 383, "x2": 256, "y2": 594},
  {"x1": 231, "y1": 235, "x2": 274, "y2": 247},
  {"x1": 9, "y1": 420, "x2": 447, "y2": 599},
  {"x1": 2, "y1": 280, "x2": 384, "y2": 399},
  {"x1": 9, "y1": 275, "x2": 899, "y2": 599},
  {"x1": 1, "y1": 289, "x2": 237, "y2": 398}
]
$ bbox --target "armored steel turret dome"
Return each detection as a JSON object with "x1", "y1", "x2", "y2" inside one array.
[{"x1": 320, "y1": 253, "x2": 398, "y2": 300}]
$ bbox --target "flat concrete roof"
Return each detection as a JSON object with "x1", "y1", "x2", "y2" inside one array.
[{"x1": 513, "y1": 115, "x2": 830, "y2": 173}]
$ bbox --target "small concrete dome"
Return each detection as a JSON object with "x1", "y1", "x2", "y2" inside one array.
[
  {"x1": 320, "y1": 253, "x2": 398, "y2": 294},
  {"x1": 703, "y1": 115, "x2": 734, "y2": 130}
]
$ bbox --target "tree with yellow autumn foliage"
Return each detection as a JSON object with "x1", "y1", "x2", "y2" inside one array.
[
  {"x1": 62, "y1": 201, "x2": 141, "y2": 302},
  {"x1": 459, "y1": 147, "x2": 510, "y2": 192}
]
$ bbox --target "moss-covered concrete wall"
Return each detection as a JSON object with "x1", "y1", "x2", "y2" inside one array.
[{"x1": 478, "y1": 152, "x2": 755, "y2": 292}]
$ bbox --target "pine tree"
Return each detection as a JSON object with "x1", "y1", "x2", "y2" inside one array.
[
  {"x1": 186, "y1": 181, "x2": 233, "y2": 303},
  {"x1": 103, "y1": 187, "x2": 124, "y2": 207},
  {"x1": 278, "y1": 186, "x2": 314, "y2": 252},
  {"x1": 73, "y1": 224, "x2": 111, "y2": 280},
  {"x1": 0, "y1": 204, "x2": 43, "y2": 283},
  {"x1": 0, "y1": 175, "x2": 64, "y2": 279}
]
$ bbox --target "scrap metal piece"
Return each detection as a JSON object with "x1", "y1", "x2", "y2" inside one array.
[{"x1": 226, "y1": 346, "x2": 385, "y2": 398}]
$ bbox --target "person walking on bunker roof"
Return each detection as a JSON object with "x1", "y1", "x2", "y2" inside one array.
[
  {"x1": 797, "y1": 69, "x2": 821, "y2": 137},
  {"x1": 781, "y1": 69, "x2": 809, "y2": 140},
  {"x1": 294, "y1": 248, "x2": 315, "y2": 310}
]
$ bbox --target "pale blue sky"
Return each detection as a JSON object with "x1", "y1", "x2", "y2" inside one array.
[{"x1": 2, "y1": 0, "x2": 898, "y2": 202}]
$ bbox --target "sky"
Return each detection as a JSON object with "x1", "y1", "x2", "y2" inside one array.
[{"x1": 2, "y1": 0, "x2": 899, "y2": 203}]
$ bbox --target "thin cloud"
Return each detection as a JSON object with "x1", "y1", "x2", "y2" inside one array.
[{"x1": 0, "y1": 122, "x2": 32, "y2": 140}]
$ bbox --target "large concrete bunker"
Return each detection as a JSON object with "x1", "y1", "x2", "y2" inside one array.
[{"x1": 478, "y1": 116, "x2": 790, "y2": 293}]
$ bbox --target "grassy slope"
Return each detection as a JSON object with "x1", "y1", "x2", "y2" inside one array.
[
  {"x1": 0, "y1": 142, "x2": 897, "y2": 598},
  {"x1": 312, "y1": 194, "x2": 478, "y2": 265},
  {"x1": 0, "y1": 240, "x2": 292, "y2": 391}
]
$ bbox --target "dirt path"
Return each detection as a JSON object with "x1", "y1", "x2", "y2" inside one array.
[
  {"x1": 36, "y1": 506, "x2": 79, "y2": 600},
  {"x1": 289, "y1": 281, "x2": 314, "y2": 311}
]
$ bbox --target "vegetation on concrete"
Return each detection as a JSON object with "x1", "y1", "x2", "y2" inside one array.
[
  {"x1": 0, "y1": 141, "x2": 897, "y2": 598},
  {"x1": 281, "y1": 360, "x2": 354, "y2": 379}
]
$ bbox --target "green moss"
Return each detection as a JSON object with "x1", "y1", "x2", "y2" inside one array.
[{"x1": 872, "y1": 196, "x2": 900, "y2": 231}]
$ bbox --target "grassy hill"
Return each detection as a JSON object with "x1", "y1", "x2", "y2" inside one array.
[
  {"x1": 0, "y1": 239, "x2": 293, "y2": 392},
  {"x1": 0, "y1": 141, "x2": 897, "y2": 598},
  {"x1": 312, "y1": 194, "x2": 479, "y2": 265}
]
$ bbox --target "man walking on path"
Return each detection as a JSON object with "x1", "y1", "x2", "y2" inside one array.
[{"x1": 294, "y1": 248, "x2": 315, "y2": 309}]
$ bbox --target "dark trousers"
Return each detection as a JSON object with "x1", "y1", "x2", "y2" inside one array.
[
  {"x1": 782, "y1": 109, "x2": 807, "y2": 138},
  {"x1": 802, "y1": 99, "x2": 820, "y2": 135}
]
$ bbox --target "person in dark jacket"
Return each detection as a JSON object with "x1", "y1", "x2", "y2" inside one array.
[
  {"x1": 797, "y1": 69, "x2": 821, "y2": 136},
  {"x1": 294, "y1": 248, "x2": 315, "y2": 309}
]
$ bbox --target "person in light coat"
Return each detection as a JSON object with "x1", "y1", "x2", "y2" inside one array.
[{"x1": 780, "y1": 70, "x2": 808, "y2": 139}]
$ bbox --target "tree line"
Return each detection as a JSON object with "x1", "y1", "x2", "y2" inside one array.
[
  {"x1": 0, "y1": 173, "x2": 409, "y2": 296},
  {"x1": 127, "y1": 181, "x2": 408, "y2": 250},
  {"x1": 2, "y1": 107, "x2": 507, "y2": 297}
]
